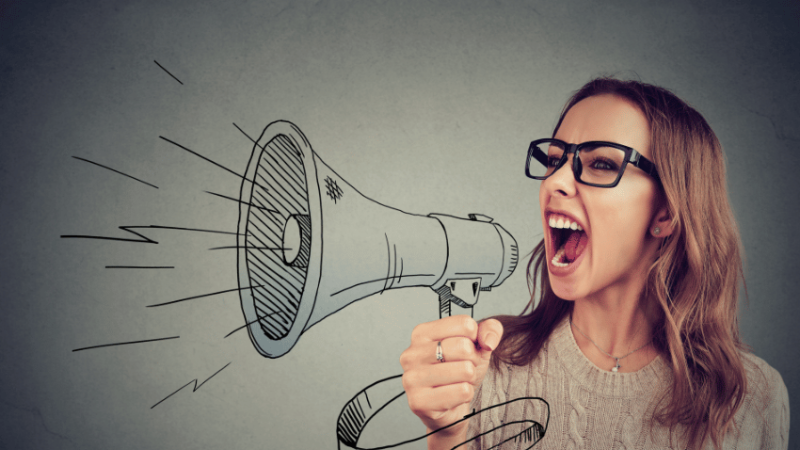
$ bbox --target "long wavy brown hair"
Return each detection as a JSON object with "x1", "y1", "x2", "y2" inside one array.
[{"x1": 492, "y1": 78, "x2": 747, "y2": 449}]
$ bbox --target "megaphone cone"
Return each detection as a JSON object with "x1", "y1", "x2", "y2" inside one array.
[{"x1": 237, "y1": 121, "x2": 518, "y2": 358}]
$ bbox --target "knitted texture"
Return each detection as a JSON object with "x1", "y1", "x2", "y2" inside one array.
[{"x1": 466, "y1": 318, "x2": 789, "y2": 449}]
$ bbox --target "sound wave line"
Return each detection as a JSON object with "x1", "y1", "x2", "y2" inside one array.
[
  {"x1": 61, "y1": 225, "x2": 159, "y2": 244},
  {"x1": 232, "y1": 122, "x2": 262, "y2": 149},
  {"x1": 224, "y1": 310, "x2": 290, "y2": 338},
  {"x1": 72, "y1": 156, "x2": 159, "y2": 189},
  {"x1": 145, "y1": 225, "x2": 239, "y2": 235},
  {"x1": 147, "y1": 285, "x2": 263, "y2": 308},
  {"x1": 61, "y1": 225, "x2": 241, "y2": 244},
  {"x1": 208, "y1": 245, "x2": 289, "y2": 251},
  {"x1": 204, "y1": 190, "x2": 278, "y2": 212},
  {"x1": 158, "y1": 136, "x2": 271, "y2": 192},
  {"x1": 153, "y1": 60, "x2": 183, "y2": 85},
  {"x1": 151, "y1": 362, "x2": 231, "y2": 409},
  {"x1": 72, "y1": 335, "x2": 179, "y2": 352}
]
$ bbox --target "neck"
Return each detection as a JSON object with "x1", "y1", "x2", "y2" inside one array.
[{"x1": 569, "y1": 286, "x2": 658, "y2": 372}]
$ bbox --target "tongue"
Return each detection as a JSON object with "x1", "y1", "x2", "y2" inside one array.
[{"x1": 564, "y1": 230, "x2": 588, "y2": 262}]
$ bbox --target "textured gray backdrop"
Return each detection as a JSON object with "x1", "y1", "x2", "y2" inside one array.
[{"x1": 1, "y1": 1, "x2": 798, "y2": 449}]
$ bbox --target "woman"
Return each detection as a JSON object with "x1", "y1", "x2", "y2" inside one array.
[{"x1": 400, "y1": 78, "x2": 789, "y2": 449}]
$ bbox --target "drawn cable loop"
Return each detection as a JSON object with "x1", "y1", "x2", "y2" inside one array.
[{"x1": 335, "y1": 374, "x2": 549, "y2": 450}]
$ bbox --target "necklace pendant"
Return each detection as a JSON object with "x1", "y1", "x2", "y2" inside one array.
[{"x1": 612, "y1": 359, "x2": 621, "y2": 372}]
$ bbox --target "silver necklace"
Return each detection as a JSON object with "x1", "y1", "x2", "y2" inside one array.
[{"x1": 570, "y1": 319, "x2": 652, "y2": 373}]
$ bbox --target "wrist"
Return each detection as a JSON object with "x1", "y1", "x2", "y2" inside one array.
[{"x1": 426, "y1": 420, "x2": 469, "y2": 450}]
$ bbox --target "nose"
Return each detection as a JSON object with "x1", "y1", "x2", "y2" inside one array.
[{"x1": 544, "y1": 154, "x2": 578, "y2": 197}]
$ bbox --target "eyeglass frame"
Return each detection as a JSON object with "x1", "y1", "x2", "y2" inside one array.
[{"x1": 525, "y1": 138, "x2": 660, "y2": 188}]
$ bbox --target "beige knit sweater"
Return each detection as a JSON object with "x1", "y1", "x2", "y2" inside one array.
[{"x1": 466, "y1": 318, "x2": 789, "y2": 449}]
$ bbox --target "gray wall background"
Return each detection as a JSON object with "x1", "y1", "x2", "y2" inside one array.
[{"x1": 1, "y1": 1, "x2": 798, "y2": 448}]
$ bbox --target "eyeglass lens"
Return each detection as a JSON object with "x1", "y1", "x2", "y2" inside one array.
[{"x1": 532, "y1": 141, "x2": 626, "y2": 186}]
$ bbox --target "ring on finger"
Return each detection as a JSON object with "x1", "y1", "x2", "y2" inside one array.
[{"x1": 436, "y1": 341, "x2": 445, "y2": 363}]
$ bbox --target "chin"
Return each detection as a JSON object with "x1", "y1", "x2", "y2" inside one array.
[
  {"x1": 546, "y1": 243, "x2": 590, "y2": 301},
  {"x1": 549, "y1": 273, "x2": 581, "y2": 301}
]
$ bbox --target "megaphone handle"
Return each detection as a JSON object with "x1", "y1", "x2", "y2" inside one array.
[
  {"x1": 435, "y1": 278, "x2": 481, "y2": 318},
  {"x1": 439, "y1": 296, "x2": 473, "y2": 318}
]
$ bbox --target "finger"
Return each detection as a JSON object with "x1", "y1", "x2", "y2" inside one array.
[
  {"x1": 477, "y1": 319, "x2": 503, "y2": 353},
  {"x1": 407, "y1": 382, "x2": 475, "y2": 414},
  {"x1": 404, "y1": 360, "x2": 477, "y2": 388},
  {"x1": 434, "y1": 337, "x2": 482, "y2": 365},
  {"x1": 411, "y1": 315, "x2": 479, "y2": 344},
  {"x1": 400, "y1": 337, "x2": 479, "y2": 371}
]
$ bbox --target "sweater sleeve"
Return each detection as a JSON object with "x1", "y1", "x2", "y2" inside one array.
[
  {"x1": 758, "y1": 364, "x2": 790, "y2": 450},
  {"x1": 735, "y1": 356, "x2": 790, "y2": 450}
]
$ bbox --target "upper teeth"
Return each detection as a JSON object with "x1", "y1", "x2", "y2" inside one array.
[{"x1": 549, "y1": 215, "x2": 583, "y2": 231}]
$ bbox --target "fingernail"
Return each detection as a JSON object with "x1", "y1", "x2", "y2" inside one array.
[{"x1": 485, "y1": 332, "x2": 499, "y2": 351}]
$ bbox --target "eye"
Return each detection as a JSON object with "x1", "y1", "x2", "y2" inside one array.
[
  {"x1": 586, "y1": 157, "x2": 619, "y2": 172},
  {"x1": 547, "y1": 156, "x2": 562, "y2": 167}
]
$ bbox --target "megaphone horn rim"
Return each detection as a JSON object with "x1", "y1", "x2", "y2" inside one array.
[{"x1": 236, "y1": 120, "x2": 322, "y2": 358}]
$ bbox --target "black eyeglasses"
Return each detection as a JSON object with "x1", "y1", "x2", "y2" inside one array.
[{"x1": 525, "y1": 138, "x2": 660, "y2": 188}]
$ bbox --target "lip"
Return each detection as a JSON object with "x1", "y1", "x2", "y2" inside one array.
[{"x1": 544, "y1": 208, "x2": 590, "y2": 277}]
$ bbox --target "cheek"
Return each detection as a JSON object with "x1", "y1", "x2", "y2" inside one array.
[{"x1": 588, "y1": 191, "x2": 655, "y2": 253}]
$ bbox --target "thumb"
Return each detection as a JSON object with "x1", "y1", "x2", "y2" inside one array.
[{"x1": 477, "y1": 319, "x2": 503, "y2": 356}]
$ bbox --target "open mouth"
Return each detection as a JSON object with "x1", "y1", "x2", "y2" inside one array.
[{"x1": 548, "y1": 215, "x2": 588, "y2": 268}]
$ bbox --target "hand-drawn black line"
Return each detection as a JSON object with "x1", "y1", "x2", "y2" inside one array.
[
  {"x1": 325, "y1": 176, "x2": 343, "y2": 203},
  {"x1": 61, "y1": 225, "x2": 159, "y2": 244},
  {"x1": 233, "y1": 122, "x2": 261, "y2": 148},
  {"x1": 72, "y1": 336, "x2": 179, "y2": 352},
  {"x1": 224, "y1": 310, "x2": 291, "y2": 339},
  {"x1": 381, "y1": 235, "x2": 391, "y2": 294},
  {"x1": 159, "y1": 136, "x2": 271, "y2": 193},
  {"x1": 235, "y1": 122, "x2": 306, "y2": 201},
  {"x1": 234, "y1": 121, "x2": 519, "y2": 358},
  {"x1": 208, "y1": 245, "x2": 290, "y2": 251},
  {"x1": 61, "y1": 224, "x2": 241, "y2": 244},
  {"x1": 72, "y1": 156, "x2": 159, "y2": 189},
  {"x1": 153, "y1": 60, "x2": 183, "y2": 85},
  {"x1": 335, "y1": 374, "x2": 549, "y2": 450},
  {"x1": 204, "y1": 190, "x2": 278, "y2": 212},
  {"x1": 105, "y1": 265, "x2": 175, "y2": 269},
  {"x1": 330, "y1": 274, "x2": 438, "y2": 298},
  {"x1": 147, "y1": 285, "x2": 264, "y2": 308},
  {"x1": 144, "y1": 225, "x2": 240, "y2": 235},
  {"x1": 150, "y1": 362, "x2": 231, "y2": 409}
]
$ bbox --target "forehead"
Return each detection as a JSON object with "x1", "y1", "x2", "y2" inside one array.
[{"x1": 554, "y1": 94, "x2": 651, "y2": 156}]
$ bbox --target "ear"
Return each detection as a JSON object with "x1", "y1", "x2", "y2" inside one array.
[{"x1": 650, "y1": 204, "x2": 674, "y2": 238}]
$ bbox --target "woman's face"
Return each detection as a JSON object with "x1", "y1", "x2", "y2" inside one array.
[{"x1": 539, "y1": 94, "x2": 663, "y2": 300}]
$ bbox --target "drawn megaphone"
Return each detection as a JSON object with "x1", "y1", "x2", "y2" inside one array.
[{"x1": 237, "y1": 121, "x2": 518, "y2": 358}]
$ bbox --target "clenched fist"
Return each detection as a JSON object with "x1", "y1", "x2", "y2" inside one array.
[{"x1": 400, "y1": 315, "x2": 503, "y2": 449}]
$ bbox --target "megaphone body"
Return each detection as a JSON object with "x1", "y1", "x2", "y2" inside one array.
[{"x1": 237, "y1": 121, "x2": 518, "y2": 358}]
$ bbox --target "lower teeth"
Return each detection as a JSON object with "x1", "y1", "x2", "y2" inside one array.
[{"x1": 551, "y1": 248, "x2": 570, "y2": 267}]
